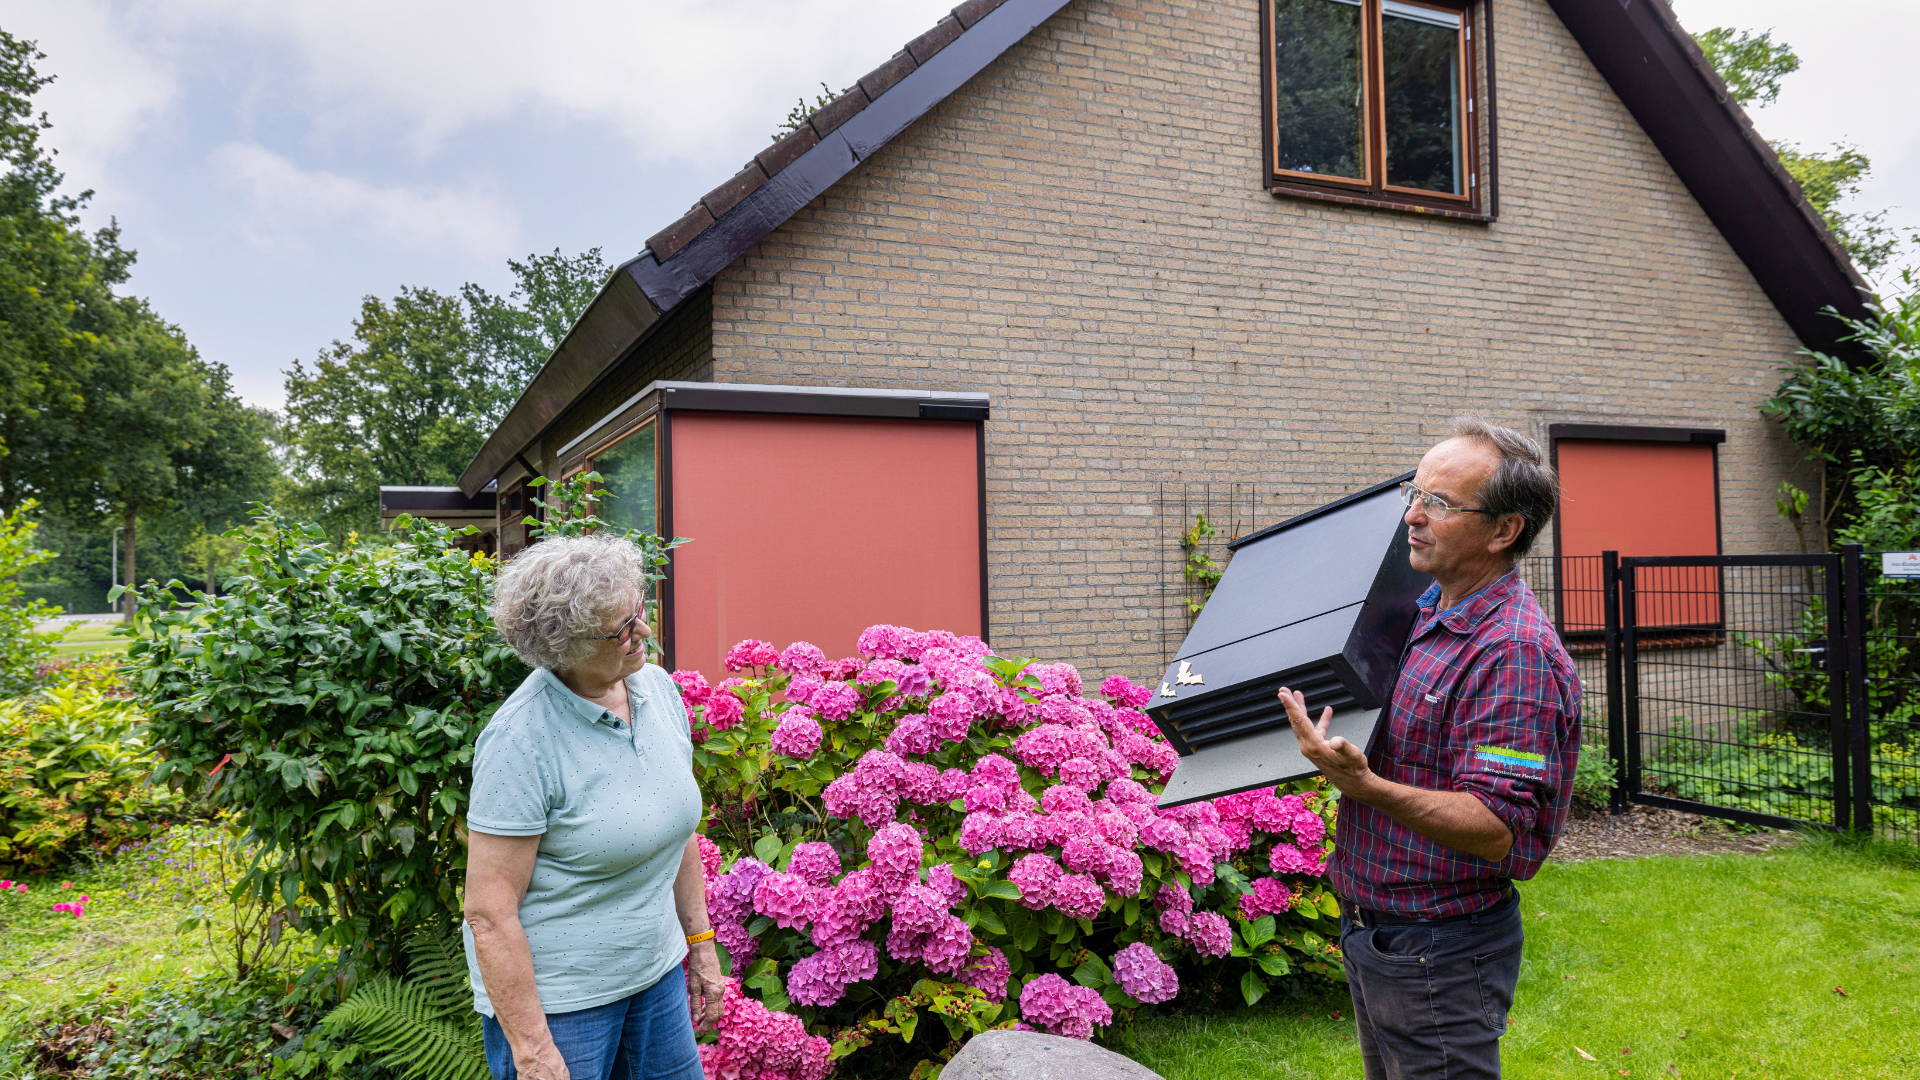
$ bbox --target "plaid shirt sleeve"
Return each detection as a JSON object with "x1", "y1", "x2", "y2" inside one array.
[{"x1": 1443, "y1": 637, "x2": 1576, "y2": 846}]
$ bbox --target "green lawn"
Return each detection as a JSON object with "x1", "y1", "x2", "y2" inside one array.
[
  {"x1": 49, "y1": 620, "x2": 130, "y2": 658},
  {"x1": 1117, "y1": 836, "x2": 1920, "y2": 1080}
]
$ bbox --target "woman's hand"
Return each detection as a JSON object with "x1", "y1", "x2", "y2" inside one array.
[{"x1": 687, "y1": 940, "x2": 726, "y2": 1029}]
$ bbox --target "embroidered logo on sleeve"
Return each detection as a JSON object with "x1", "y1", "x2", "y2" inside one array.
[{"x1": 1472, "y1": 746, "x2": 1548, "y2": 773}]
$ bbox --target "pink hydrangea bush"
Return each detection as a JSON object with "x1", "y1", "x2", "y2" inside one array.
[{"x1": 678, "y1": 627, "x2": 1340, "y2": 1078}]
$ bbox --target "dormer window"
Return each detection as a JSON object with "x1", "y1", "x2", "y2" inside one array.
[{"x1": 1263, "y1": 0, "x2": 1484, "y2": 215}]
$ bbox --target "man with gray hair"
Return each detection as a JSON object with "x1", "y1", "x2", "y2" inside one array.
[{"x1": 1280, "y1": 417, "x2": 1580, "y2": 1080}]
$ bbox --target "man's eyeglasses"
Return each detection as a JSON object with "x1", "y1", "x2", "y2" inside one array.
[
  {"x1": 585, "y1": 609, "x2": 647, "y2": 644},
  {"x1": 1399, "y1": 481, "x2": 1502, "y2": 522}
]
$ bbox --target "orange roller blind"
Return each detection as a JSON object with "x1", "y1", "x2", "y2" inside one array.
[
  {"x1": 666, "y1": 413, "x2": 983, "y2": 683},
  {"x1": 1556, "y1": 440, "x2": 1720, "y2": 630}
]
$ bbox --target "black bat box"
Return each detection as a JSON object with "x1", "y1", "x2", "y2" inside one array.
[{"x1": 1151, "y1": 474, "x2": 1430, "y2": 807}]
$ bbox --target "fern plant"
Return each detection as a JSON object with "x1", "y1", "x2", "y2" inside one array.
[{"x1": 322, "y1": 925, "x2": 489, "y2": 1080}]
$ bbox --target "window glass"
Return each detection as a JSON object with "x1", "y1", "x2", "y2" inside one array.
[
  {"x1": 1272, "y1": 0, "x2": 1367, "y2": 180},
  {"x1": 592, "y1": 424, "x2": 657, "y2": 537},
  {"x1": 1381, "y1": 2, "x2": 1462, "y2": 193}
]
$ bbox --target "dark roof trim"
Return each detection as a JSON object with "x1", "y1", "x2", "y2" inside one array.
[
  {"x1": 626, "y1": 0, "x2": 1071, "y2": 315},
  {"x1": 1543, "y1": 0, "x2": 1870, "y2": 360},
  {"x1": 555, "y1": 381, "x2": 992, "y2": 463},
  {"x1": 1548, "y1": 423, "x2": 1725, "y2": 445},
  {"x1": 458, "y1": 267, "x2": 664, "y2": 494},
  {"x1": 1229, "y1": 472, "x2": 1416, "y2": 552}
]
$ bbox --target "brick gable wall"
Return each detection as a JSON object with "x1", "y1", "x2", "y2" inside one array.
[{"x1": 703, "y1": 0, "x2": 1814, "y2": 683}]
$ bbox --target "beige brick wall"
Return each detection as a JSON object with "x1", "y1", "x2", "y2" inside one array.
[{"x1": 703, "y1": 0, "x2": 1815, "y2": 684}]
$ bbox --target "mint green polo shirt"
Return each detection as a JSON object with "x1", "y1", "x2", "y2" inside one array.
[{"x1": 462, "y1": 664, "x2": 703, "y2": 1017}]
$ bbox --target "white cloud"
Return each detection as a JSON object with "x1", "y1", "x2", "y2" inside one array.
[{"x1": 209, "y1": 141, "x2": 518, "y2": 259}]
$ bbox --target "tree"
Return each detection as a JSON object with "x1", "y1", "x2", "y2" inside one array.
[
  {"x1": 0, "y1": 31, "x2": 275, "y2": 605},
  {"x1": 1691, "y1": 23, "x2": 1907, "y2": 274},
  {"x1": 280, "y1": 287, "x2": 494, "y2": 538},
  {"x1": 461, "y1": 247, "x2": 609, "y2": 423}
]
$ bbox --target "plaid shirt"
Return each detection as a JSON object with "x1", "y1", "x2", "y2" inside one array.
[{"x1": 1330, "y1": 569, "x2": 1581, "y2": 918}]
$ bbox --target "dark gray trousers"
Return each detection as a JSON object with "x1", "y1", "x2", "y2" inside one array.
[{"x1": 1339, "y1": 890, "x2": 1524, "y2": 1080}]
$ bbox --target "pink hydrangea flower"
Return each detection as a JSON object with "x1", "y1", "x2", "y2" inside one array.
[
  {"x1": 697, "y1": 834, "x2": 724, "y2": 879},
  {"x1": 1008, "y1": 854, "x2": 1063, "y2": 910},
  {"x1": 786, "y1": 672, "x2": 823, "y2": 705},
  {"x1": 1014, "y1": 724, "x2": 1102, "y2": 775},
  {"x1": 1099, "y1": 675, "x2": 1155, "y2": 710},
  {"x1": 1032, "y1": 663, "x2": 1085, "y2": 699},
  {"x1": 1155, "y1": 882, "x2": 1193, "y2": 935},
  {"x1": 1112, "y1": 942, "x2": 1179, "y2": 1004},
  {"x1": 822, "y1": 750, "x2": 906, "y2": 827},
  {"x1": 1019, "y1": 973, "x2": 1112, "y2": 1040},
  {"x1": 1050, "y1": 873, "x2": 1107, "y2": 920},
  {"x1": 822, "y1": 656, "x2": 864, "y2": 680},
  {"x1": 856, "y1": 657, "x2": 907, "y2": 687},
  {"x1": 810, "y1": 868, "x2": 886, "y2": 947},
  {"x1": 787, "y1": 842, "x2": 841, "y2": 887},
  {"x1": 1268, "y1": 842, "x2": 1328, "y2": 876},
  {"x1": 867, "y1": 822, "x2": 925, "y2": 892},
  {"x1": 920, "y1": 913, "x2": 974, "y2": 974},
  {"x1": 671, "y1": 669, "x2": 712, "y2": 706},
  {"x1": 1183, "y1": 911, "x2": 1232, "y2": 958},
  {"x1": 970, "y1": 752, "x2": 1020, "y2": 792},
  {"x1": 925, "y1": 862, "x2": 969, "y2": 907},
  {"x1": 1041, "y1": 784, "x2": 1093, "y2": 815},
  {"x1": 1101, "y1": 848, "x2": 1144, "y2": 896},
  {"x1": 926, "y1": 692, "x2": 976, "y2": 740},
  {"x1": 957, "y1": 946, "x2": 1012, "y2": 1003},
  {"x1": 752, "y1": 872, "x2": 817, "y2": 930},
  {"x1": 704, "y1": 690, "x2": 745, "y2": 731},
  {"x1": 1240, "y1": 877, "x2": 1294, "y2": 919},
  {"x1": 725, "y1": 639, "x2": 780, "y2": 671},
  {"x1": 1105, "y1": 777, "x2": 1154, "y2": 806},
  {"x1": 777, "y1": 641, "x2": 827, "y2": 675},
  {"x1": 770, "y1": 708, "x2": 823, "y2": 759},
  {"x1": 890, "y1": 884, "x2": 950, "y2": 935},
  {"x1": 809, "y1": 680, "x2": 862, "y2": 722},
  {"x1": 786, "y1": 939, "x2": 878, "y2": 1007},
  {"x1": 856, "y1": 624, "x2": 911, "y2": 659},
  {"x1": 885, "y1": 716, "x2": 941, "y2": 757},
  {"x1": 704, "y1": 981, "x2": 832, "y2": 1080},
  {"x1": 1116, "y1": 731, "x2": 1179, "y2": 778},
  {"x1": 1057, "y1": 757, "x2": 1102, "y2": 792},
  {"x1": 1113, "y1": 707, "x2": 1158, "y2": 737},
  {"x1": 992, "y1": 687, "x2": 1035, "y2": 726}
]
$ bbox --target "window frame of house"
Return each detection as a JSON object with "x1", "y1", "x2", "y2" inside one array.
[
  {"x1": 576, "y1": 418, "x2": 661, "y2": 538},
  {"x1": 1260, "y1": 0, "x2": 1489, "y2": 217}
]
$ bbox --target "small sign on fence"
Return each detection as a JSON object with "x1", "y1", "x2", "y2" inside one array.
[{"x1": 1882, "y1": 552, "x2": 1920, "y2": 578}]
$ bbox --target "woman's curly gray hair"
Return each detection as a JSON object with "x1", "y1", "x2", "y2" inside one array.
[{"x1": 491, "y1": 534, "x2": 650, "y2": 671}]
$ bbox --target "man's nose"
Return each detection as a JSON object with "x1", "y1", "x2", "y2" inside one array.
[{"x1": 1404, "y1": 501, "x2": 1426, "y2": 527}]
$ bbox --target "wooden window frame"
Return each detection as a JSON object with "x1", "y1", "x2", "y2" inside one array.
[
  {"x1": 1260, "y1": 0, "x2": 1491, "y2": 219},
  {"x1": 580, "y1": 418, "x2": 661, "y2": 537}
]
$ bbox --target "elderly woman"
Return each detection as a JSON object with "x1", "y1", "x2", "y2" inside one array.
[{"x1": 464, "y1": 533, "x2": 723, "y2": 1080}]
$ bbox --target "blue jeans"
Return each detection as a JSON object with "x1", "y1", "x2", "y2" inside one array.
[
  {"x1": 1339, "y1": 889, "x2": 1525, "y2": 1080},
  {"x1": 481, "y1": 968, "x2": 703, "y2": 1080}
]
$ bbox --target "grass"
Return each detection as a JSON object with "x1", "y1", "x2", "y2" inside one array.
[
  {"x1": 49, "y1": 621, "x2": 130, "y2": 659},
  {"x1": 0, "y1": 826, "x2": 247, "y2": 1051},
  {"x1": 1117, "y1": 835, "x2": 1920, "y2": 1080}
]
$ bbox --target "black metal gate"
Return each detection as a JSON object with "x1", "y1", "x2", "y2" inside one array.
[{"x1": 1606, "y1": 546, "x2": 1920, "y2": 837}]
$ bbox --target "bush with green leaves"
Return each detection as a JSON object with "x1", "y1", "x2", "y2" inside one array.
[
  {"x1": 0, "y1": 666, "x2": 186, "y2": 872},
  {"x1": 0, "y1": 500, "x2": 63, "y2": 696},
  {"x1": 120, "y1": 507, "x2": 528, "y2": 977}
]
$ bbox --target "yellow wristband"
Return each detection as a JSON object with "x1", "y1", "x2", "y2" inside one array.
[{"x1": 685, "y1": 929, "x2": 716, "y2": 945}]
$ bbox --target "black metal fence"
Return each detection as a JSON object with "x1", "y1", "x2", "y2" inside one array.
[{"x1": 1850, "y1": 552, "x2": 1920, "y2": 840}]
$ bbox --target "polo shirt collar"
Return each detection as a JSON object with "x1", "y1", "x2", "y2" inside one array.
[
  {"x1": 1419, "y1": 568, "x2": 1522, "y2": 635},
  {"x1": 536, "y1": 667, "x2": 638, "y2": 728}
]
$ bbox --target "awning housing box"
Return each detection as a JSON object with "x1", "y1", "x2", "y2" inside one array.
[{"x1": 1150, "y1": 474, "x2": 1429, "y2": 807}]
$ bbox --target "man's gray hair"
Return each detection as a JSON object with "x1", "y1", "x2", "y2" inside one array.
[
  {"x1": 1446, "y1": 416, "x2": 1559, "y2": 562},
  {"x1": 491, "y1": 533, "x2": 649, "y2": 671}
]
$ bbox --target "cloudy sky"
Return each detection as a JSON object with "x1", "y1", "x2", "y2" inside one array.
[{"x1": 2, "y1": 0, "x2": 1912, "y2": 410}]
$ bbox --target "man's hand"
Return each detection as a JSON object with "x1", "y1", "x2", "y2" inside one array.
[
  {"x1": 687, "y1": 940, "x2": 726, "y2": 1030},
  {"x1": 513, "y1": 1040, "x2": 569, "y2": 1080},
  {"x1": 1279, "y1": 686, "x2": 1374, "y2": 796}
]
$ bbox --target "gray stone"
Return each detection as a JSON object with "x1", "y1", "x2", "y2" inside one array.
[{"x1": 940, "y1": 1030, "x2": 1166, "y2": 1080}]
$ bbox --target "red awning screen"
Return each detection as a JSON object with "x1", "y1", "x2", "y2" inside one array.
[
  {"x1": 666, "y1": 412, "x2": 983, "y2": 682},
  {"x1": 1557, "y1": 439, "x2": 1721, "y2": 632}
]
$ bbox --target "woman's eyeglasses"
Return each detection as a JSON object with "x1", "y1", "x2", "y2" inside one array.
[
  {"x1": 1398, "y1": 481, "x2": 1502, "y2": 522},
  {"x1": 585, "y1": 609, "x2": 647, "y2": 644}
]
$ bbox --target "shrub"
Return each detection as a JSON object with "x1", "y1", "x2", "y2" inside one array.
[
  {"x1": 0, "y1": 500, "x2": 63, "y2": 696},
  {"x1": 683, "y1": 629, "x2": 1342, "y2": 1078},
  {"x1": 0, "y1": 671, "x2": 186, "y2": 872},
  {"x1": 121, "y1": 507, "x2": 527, "y2": 977}
]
